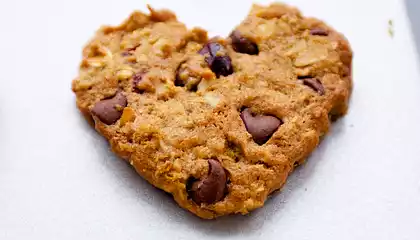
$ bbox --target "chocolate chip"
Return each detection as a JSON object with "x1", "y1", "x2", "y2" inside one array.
[
  {"x1": 121, "y1": 44, "x2": 141, "y2": 56},
  {"x1": 132, "y1": 72, "x2": 144, "y2": 85},
  {"x1": 132, "y1": 72, "x2": 146, "y2": 93},
  {"x1": 240, "y1": 108, "x2": 282, "y2": 145},
  {"x1": 198, "y1": 42, "x2": 233, "y2": 78},
  {"x1": 127, "y1": 44, "x2": 141, "y2": 52},
  {"x1": 198, "y1": 42, "x2": 220, "y2": 56},
  {"x1": 310, "y1": 28, "x2": 329, "y2": 36},
  {"x1": 210, "y1": 56, "x2": 233, "y2": 78},
  {"x1": 188, "y1": 159, "x2": 227, "y2": 205},
  {"x1": 300, "y1": 77, "x2": 325, "y2": 95},
  {"x1": 230, "y1": 30, "x2": 259, "y2": 55},
  {"x1": 91, "y1": 93, "x2": 127, "y2": 125}
]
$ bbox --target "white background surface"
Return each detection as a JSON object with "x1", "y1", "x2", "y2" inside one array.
[{"x1": 1, "y1": 0, "x2": 420, "y2": 239}]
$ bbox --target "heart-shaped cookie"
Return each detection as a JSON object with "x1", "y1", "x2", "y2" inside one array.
[{"x1": 72, "y1": 2, "x2": 352, "y2": 219}]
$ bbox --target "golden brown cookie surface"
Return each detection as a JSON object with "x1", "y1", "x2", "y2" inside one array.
[{"x1": 72, "y1": 3, "x2": 352, "y2": 219}]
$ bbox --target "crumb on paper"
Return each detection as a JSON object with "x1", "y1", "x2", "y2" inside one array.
[{"x1": 388, "y1": 19, "x2": 394, "y2": 38}]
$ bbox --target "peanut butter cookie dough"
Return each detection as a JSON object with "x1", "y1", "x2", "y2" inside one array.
[{"x1": 72, "y1": 3, "x2": 352, "y2": 219}]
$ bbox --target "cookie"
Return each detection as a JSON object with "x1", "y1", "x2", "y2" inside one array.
[{"x1": 72, "y1": 3, "x2": 352, "y2": 219}]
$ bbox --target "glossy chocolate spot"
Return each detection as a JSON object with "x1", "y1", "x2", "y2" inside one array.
[
  {"x1": 188, "y1": 159, "x2": 227, "y2": 205},
  {"x1": 230, "y1": 30, "x2": 259, "y2": 55},
  {"x1": 91, "y1": 93, "x2": 127, "y2": 125},
  {"x1": 300, "y1": 77, "x2": 325, "y2": 95},
  {"x1": 198, "y1": 42, "x2": 221, "y2": 56},
  {"x1": 310, "y1": 28, "x2": 329, "y2": 36},
  {"x1": 198, "y1": 42, "x2": 233, "y2": 78},
  {"x1": 209, "y1": 56, "x2": 233, "y2": 78},
  {"x1": 240, "y1": 108, "x2": 282, "y2": 145}
]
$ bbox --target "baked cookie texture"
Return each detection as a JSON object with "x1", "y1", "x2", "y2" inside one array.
[{"x1": 72, "y1": 3, "x2": 352, "y2": 219}]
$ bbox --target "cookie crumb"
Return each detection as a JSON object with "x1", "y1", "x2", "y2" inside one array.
[{"x1": 388, "y1": 19, "x2": 394, "y2": 38}]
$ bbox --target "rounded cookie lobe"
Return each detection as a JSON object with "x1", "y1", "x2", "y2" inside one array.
[
  {"x1": 230, "y1": 30, "x2": 259, "y2": 55},
  {"x1": 91, "y1": 93, "x2": 128, "y2": 125},
  {"x1": 240, "y1": 108, "x2": 282, "y2": 145},
  {"x1": 188, "y1": 159, "x2": 227, "y2": 205}
]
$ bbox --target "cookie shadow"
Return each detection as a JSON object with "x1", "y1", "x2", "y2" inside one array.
[
  {"x1": 75, "y1": 110, "x2": 204, "y2": 219},
  {"x1": 75, "y1": 109, "x2": 186, "y2": 209},
  {"x1": 404, "y1": 0, "x2": 420, "y2": 64},
  {"x1": 77, "y1": 109, "x2": 348, "y2": 236}
]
